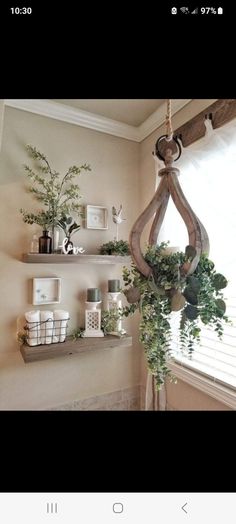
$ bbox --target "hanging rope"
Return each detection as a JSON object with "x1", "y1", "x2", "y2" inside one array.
[{"x1": 165, "y1": 98, "x2": 173, "y2": 141}]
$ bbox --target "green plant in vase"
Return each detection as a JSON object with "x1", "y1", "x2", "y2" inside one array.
[
  {"x1": 101, "y1": 309, "x2": 124, "y2": 335},
  {"x1": 121, "y1": 241, "x2": 230, "y2": 390},
  {"x1": 99, "y1": 239, "x2": 130, "y2": 256},
  {"x1": 57, "y1": 214, "x2": 82, "y2": 254},
  {"x1": 20, "y1": 144, "x2": 91, "y2": 251}
]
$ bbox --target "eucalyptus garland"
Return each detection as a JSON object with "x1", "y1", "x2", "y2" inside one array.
[{"x1": 122, "y1": 242, "x2": 230, "y2": 390}]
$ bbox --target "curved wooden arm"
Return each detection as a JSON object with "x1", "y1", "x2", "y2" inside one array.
[
  {"x1": 129, "y1": 177, "x2": 170, "y2": 277},
  {"x1": 168, "y1": 173, "x2": 209, "y2": 273},
  {"x1": 129, "y1": 147, "x2": 210, "y2": 277}
]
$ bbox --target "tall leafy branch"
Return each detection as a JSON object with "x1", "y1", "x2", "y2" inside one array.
[{"x1": 20, "y1": 145, "x2": 91, "y2": 228}]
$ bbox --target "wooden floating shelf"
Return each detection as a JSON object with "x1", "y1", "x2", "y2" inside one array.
[
  {"x1": 23, "y1": 254, "x2": 131, "y2": 264},
  {"x1": 20, "y1": 334, "x2": 132, "y2": 363}
]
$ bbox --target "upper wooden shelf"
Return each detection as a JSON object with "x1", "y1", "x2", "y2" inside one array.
[
  {"x1": 23, "y1": 254, "x2": 131, "y2": 264},
  {"x1": 20, "y1": 334, "x2": 132, "y2": 363}
]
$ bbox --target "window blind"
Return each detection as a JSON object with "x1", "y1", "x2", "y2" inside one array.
[{"x1": 170, "y1": 295, "x2": 236, "y2": 389}]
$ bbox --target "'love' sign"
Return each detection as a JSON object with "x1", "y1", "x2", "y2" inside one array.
[{"x1": 62, "y1": 238, "x2": 85, "y2": 255}]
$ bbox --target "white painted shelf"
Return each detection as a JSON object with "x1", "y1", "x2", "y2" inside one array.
[
  {"x1": 23, "y1": 254, "x2": 131, "y2": 264},
  {"x1": 20, "y1": 334, "x2": 132, "y2": 363}
]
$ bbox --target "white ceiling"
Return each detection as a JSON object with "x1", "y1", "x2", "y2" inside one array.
[{"x1": 50, "y1": 99, "x2": 165, "y2": 126}]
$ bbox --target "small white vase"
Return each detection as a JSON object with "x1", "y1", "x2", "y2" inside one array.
[{"x1": 49, "y1": 228, "x2": 60, "y2": 252}]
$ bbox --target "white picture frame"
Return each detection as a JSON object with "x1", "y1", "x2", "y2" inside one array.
[
  {"x1": 32, "y1": 278, "x2": 61, "y2": 305},
  {"x1": 85, "y1": 205, "x2": 108, "y2": 230}
]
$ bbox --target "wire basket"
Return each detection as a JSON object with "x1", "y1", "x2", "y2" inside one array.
[{"x1": 24, "y1": 317, "x2": 70, "y2": 346}]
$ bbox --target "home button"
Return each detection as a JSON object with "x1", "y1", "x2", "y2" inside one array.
[{"x1": 113, "y1": 503, "x2": 123, "y2": 514}]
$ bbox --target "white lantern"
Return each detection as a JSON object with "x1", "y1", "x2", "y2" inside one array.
[{"x1": 83, "y1": 288, "x2": 104, "y2": 338}]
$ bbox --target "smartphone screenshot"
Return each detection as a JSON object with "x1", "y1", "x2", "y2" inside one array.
[
  {"x1": 0, "y1": 0, "x2": 234, "y2": 516},
  {"x1": 0, "y1": 91, "x2": 235, "y2": 411}
]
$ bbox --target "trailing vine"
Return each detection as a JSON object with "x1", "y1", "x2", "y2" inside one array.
[{"x1": 121, "y1": 242, "x2": 230, "y2": 390}]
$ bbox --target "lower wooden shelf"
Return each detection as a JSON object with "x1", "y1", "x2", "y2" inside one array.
[{"x1": 20, "y1": 334, "x2": 132, "y2": 363}]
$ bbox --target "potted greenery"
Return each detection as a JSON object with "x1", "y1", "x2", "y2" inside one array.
[
  {"x1": 121, "y1": 241, "x2": 229, "y2": 390},
  {"x1": 57, "y1": 214, "x2": 81, "y2": 254},
  {"x1": 99, "y1": 239, "x2": 130, "y2": 256},
  {"x1": 20, "y1": 145, "x2": 91, "y2": 251}
]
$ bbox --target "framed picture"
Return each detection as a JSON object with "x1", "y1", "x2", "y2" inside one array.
[
  {"x1": 85, "y1": 205, "x2": 108, "y2": 230},
  {"x1": 32, "y1": 278, "x2": 61, "y2": 305}
]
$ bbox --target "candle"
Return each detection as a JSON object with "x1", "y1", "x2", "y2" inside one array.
[
  {"x1": 108, "y1": 279, "x2": 120, "y2": 292},
  {"x1": 87, "y1": 288, "x2": 101, "y2": 302}
]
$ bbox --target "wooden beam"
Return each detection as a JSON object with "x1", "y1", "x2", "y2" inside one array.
[{"x1": 174, "y1": 99, "x2": 236, "y2": 147}]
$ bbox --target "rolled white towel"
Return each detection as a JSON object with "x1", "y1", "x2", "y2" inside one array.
[
  {"x1": 25, "y1": 310, "x2": 41, "y2": 346},
  {"x1": 53, "y1": 310, "x2": 69, "y2": 342},
  {"x1": 40, "y1": 310, "x2": 54, "y2": 344}
]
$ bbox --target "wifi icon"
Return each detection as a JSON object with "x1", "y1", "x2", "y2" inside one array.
[
  {"x1": 180, "y1": 6, "x2": 189, "y2": 12},
  {"x1": 191, "y1": 7, "x2": 198, "y2": 13}
]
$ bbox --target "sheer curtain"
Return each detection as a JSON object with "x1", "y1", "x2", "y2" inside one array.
[{"x1": 145, "y1": 118, "x2": 236, "y2": 409}]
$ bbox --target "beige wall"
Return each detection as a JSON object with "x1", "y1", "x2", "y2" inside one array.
[
  {"x1": 166, "y1": 379, "x2": 231, "y2": 410},
  {"x1": 0, "y1": 106, "x2": 141, "y2": 409},
  {"x1": 0, "y1": 100, "x2": 5, "y2": 151}
]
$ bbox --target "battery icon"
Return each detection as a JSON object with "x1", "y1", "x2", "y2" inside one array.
[{"x1": 218, "y1": 7, "x2": 223, "y2": 14}]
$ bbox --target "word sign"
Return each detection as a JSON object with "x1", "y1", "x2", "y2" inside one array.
[{"x1": 62, "y1": 238, "x2": 85, "y2": 255}]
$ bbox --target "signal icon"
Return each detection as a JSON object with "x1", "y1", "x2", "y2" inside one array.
[
  {"x1": 191, "y1": 7, "x2": 198, "y2": 13},
  {"x1": 180, "y1": 6, "x2": 189, "y2": 13}
]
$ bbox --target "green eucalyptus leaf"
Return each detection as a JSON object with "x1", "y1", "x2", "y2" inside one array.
[
  {"x1": 187, "y1": 276, "x2": 201, "y2": 293},
  {"x1": 183, "y1": 287, "x2": 198, "y2": 305},
  {"x1": 148, "y1": 279, "x2": 165, "y2": 295},
  {"x1": 185, "y1": 305, "x2": 199, "y2": 320},
  {"x1": 185, "y1": 245, "x2": 197, "y2": 260},
  {"x1": 148, "y1": 278, "x2": 158, "y2": 293},
  {"x1": 215, "y1": 299, "x2": 226, "y2": 317},
  {"x1": 212, "y1": 273, "x2": 228, "y2": 290},
  {"x1": 69, "y1": 222, "x2": 80, "y2": 234},
  {"x1": 157, "y1": 287, "x2": 166, "y2": 296},
  {"x1": 171, "y1": 292, "x2": 186, "y2": 311}
]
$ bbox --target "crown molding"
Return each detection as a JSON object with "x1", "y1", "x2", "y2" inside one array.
[
  {"x1": 4, "y1": 99, "x2": 141, "y2": 142},
  {"x1": 4, "y1": 98, "x2": 192, "y2": 142}
]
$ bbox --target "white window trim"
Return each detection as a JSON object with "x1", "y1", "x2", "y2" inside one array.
[{"x1": 168, "y1": 361, "x2": 236, "y2": 410}]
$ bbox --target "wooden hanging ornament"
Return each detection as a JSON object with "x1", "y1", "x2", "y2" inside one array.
[{"x1": 129, "y1": 100, "x2": 210, "y2": 277}]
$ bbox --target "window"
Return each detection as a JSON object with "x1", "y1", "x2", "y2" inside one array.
[{"x1": 157, "y1": 117, "x2": 236, "y2": 390}]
